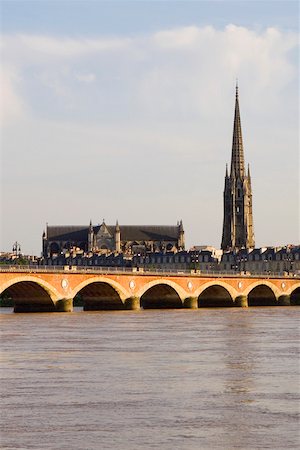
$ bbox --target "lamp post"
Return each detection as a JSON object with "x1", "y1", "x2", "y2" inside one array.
[
  {"x1": 263, "y1": 258, "x2": 268, "y2": 273},
  {"x1": 236, "y1": 254, "x2": 240, "y2": 273},
  {"x1": 239, "y1": 256, "x2": 246, "y2": 273},
  {"x1": 287, "y1": 255, "x2": 292, "y2": 274},
  {"x1": 12, "y1": 241, "x2": 21, "y2": 258},
  {"x1": 191, "y1": 251, "x2": 198, "y2": 273}
]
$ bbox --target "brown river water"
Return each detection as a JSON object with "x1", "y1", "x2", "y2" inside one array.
[{"x1": 0, "y1": 307, "x2": 299, "y2": 450}]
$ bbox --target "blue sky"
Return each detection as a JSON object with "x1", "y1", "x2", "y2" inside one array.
[
  {"x1": 0, "y1": 1, "x2": 299, "y2": 255},
  {"x1": 1, "y1": 1, "x2": 299, "y2": 34}
]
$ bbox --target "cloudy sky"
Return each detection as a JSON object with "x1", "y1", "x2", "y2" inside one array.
[{"x1": 0, "y1": 0, "x2": 299, "y2": 255}]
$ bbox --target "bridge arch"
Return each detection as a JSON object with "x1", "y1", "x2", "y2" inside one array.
[
  {"x1": 137, "y1": 279, "x2": 186, "y2": 301},
  {"x1": 0, "y1": 276, "x2": 60, "y2": 312},
  {"x1": 72, "y1": 277, "x2": 129, "y2": 310},
  {"x1": 137, "y1": 279, "x2": 186, "y2": 309},
  {"x1": 72, "y1": 277, "x2": 129, "y2": 300},
  {"x1": 289, "y1": 285, "x2": 300, "y2": 305},
  {"x1": 245, "y1": 281, "x2": 279, "y2": 306},
  {"x1": 195, "y1": 281, "x2": 236, "y2": 307}
]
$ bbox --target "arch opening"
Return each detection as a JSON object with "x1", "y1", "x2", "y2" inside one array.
[
  {"x1": 198, "y1": 285, "x2": 234, "y2": 307},
  {"x1": 248, "y1": 285, "x2": 277, "y2": 306},
  {"x1": 77, "y1": 282, "x2": 124, "y2": 311},
  {"x1": 290, "y1": 287, "x2": 300, "y2": 306},
  {"x1": 140, "y1": 284, "x2": 182, "y2": 309},
  {"x1": 1, "y1": 281, "x2": 56, "y2": 313}
]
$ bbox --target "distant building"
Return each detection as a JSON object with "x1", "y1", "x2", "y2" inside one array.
[
  {"x1": 42, "y1": 220, "x2": 185, "y2": 257},
  {"x1": 42, "y1": 249, "x2": 219, "y2": 272},
  {"x1": 191, "y1": 246, "x2": 223, "y2": 262},
  {"x1": 220, "y1": 245, "x2": 300, "y2": 274},
  {"x1": 221, "y1": 84, "x2": 255, "y2": 252}
]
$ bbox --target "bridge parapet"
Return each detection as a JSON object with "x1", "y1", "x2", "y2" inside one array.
[{"x1": 0, "y1": 265, "x2": 299, "y2": 279}]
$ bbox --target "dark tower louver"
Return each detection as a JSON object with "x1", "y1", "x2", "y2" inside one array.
[{"x1": 221, "y1": 84, "x2": 255, "y2": 252}]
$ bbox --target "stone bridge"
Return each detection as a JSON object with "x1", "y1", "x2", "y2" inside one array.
[{"x1": 0, "y1": 267, "x2": 299, "y2": 312}]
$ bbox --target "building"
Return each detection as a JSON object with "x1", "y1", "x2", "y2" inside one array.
[
  {"x1": 220, "y1": 245, "x2": 300, "y2": 274},
  {"x1": 221, "y1": 84, "x2": 255, "y2": 252},
  {"x1": 42, "y1": 220, "x2": 185, "y2": 257},
  {"x1": 41, "y1": 248, "x2": 219, "y2": 272}
]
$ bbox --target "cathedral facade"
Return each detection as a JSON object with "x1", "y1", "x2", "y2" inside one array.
[
  {"x1": 42, "y1": 220, "x2": 185, "y2": 257},
  {"x1": 221, "y1": 85, "x2": 255, "y2": 252}
]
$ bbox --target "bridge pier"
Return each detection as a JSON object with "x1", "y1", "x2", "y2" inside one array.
[
  {"x1": 235, "y1": 295, "x2": 248, "y2": 308},
  {"x1": 183, "y1": 297, "x2": 198, "y2": 309},
  {"x1": 124, "y1": 297, "x2": 140, "y2": 310},
  {"x1": 277, "y1": 295, "x2": 290, "y2": 306},
  {"x1": 56, "y1": 298, "x2": 73, "y2": 312}
]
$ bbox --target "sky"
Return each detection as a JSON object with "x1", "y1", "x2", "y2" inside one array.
[{"x1": 0, "y1": 0, "x2": 299, "y2": 256}]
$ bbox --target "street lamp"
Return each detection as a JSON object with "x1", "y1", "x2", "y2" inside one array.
[
  {"x1": 12, "y1": 241, "x2": 21, "y2": 258},
  {"x1": 191, "y1": 251, "x2": 198, "y2": 273}
]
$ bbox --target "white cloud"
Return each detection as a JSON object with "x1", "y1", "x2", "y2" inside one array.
[
  {"x1": 0, "y1": 66, "x2": 25, "y2": 123},
  {"x1": 153, "y1": 25, "x2": 212, "y2": 48},
  {"x1": 1, "y1": 25, "x2": 298, "y2": 119},
  {"x1": 3, "y1": 34, "x2": 132, "y2": 60},
  {"x1": 75, "y1": 72, "x2": 96, "y2": 83}
]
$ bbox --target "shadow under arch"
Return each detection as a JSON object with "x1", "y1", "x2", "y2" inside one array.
[
  {"x1": 198, "y1": 284, "x2": 234, "y2": 307},
  {"x1": 0, "y1": 279, "x2": 58, "y2": 313},
  {"x1": 140, "y1": 283, "x2": 183, "y2": 309},
  {"x1": 74, "y1": 280, "x2": 126, "y2": 311},
  {"x1": 247, "y1": 284, "x2": 277, "y2": 306},
  {"x1": 290, "y1": 286, "x2": 300, "y2": 305}
]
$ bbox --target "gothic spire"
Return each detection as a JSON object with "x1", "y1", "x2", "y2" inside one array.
[
  {"x1": 230, "y1": 82, "x2": 245, "y2": 178},
  {"x1": 221, "y1": 84, "x2": 255, "y2": 252}
]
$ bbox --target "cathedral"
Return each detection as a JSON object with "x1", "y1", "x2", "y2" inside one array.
[
  {"x1": 221, "y1": 85, "x2": 255, "y2": 252},
  {"x1": 42, "y1": 220, "x2": 185, "y2": 257}
]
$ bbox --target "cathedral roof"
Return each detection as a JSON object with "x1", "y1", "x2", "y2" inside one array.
[
  {"x1": 47, "y1": 226, "x2": 88, "y2": 241},
  {"x1": 107, "y1": 225, "x2": 180, "y2": 241},
  {"x1": 46, "y1": 225, "x2": 180, "y2": 242}
]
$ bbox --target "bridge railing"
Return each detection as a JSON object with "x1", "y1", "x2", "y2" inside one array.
[{"x1": 0, "y1": 265, "x2": 299, "y2": 279}]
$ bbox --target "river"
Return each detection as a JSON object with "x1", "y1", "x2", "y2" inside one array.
[{"x1": 0, "y1": 307, "x2": 299, "y2": 450}]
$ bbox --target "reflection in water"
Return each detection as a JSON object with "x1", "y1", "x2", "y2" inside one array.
[
  {"x1": 222, "y1": 315, "x2": 256, "y2": 449},
  {"x1": 0, "y1": 307, "x2": 299, "y2": 450}
]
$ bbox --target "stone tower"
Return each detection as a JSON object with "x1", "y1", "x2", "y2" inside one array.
[{"x1": 221, "y1": 85, "x2": 255, "y2": 252}]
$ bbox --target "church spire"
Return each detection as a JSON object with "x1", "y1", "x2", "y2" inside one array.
[
  {"x1": 230, "y1": 82, "x2": 245, "y2": 178},
  {"x1": 221, "y1": 84, "x2": 255, "y2": 252}
]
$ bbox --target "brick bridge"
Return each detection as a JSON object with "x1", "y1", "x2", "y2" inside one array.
[{"x1": 0, "y1": 267, "x2": 299, "y2": 312}]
